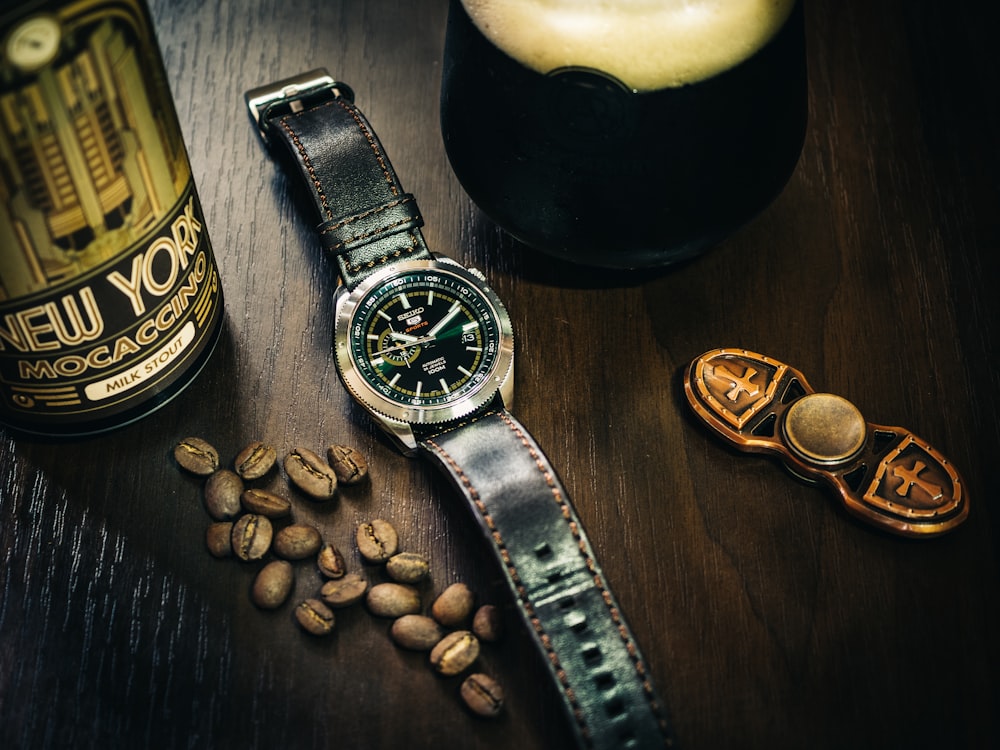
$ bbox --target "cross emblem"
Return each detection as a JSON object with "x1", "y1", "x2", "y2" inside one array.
[
  {"x1": 893, "y1": 460, "x2": 943, "y2": 500},
  {"x1": 712, "y1": 364, "x2": 760, "y2": 403}
]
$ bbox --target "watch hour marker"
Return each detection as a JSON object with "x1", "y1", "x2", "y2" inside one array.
[
  {"x1": 426, "y1": 290, "x2": 435, "y2": 305},
  {"x1": 462, "y1": 321, "x2": 479, "y2": 331},
  {"x1": 458, "y1": 366, "x2": 472, "y2": 378},
  {"x1": 397, "y1": 294, "x2": 411, "y2": 309},
  {"x1": 389, "y1": 373, "x2": 401, "y2": 386},
  {"x1": 415, "y1": 381, "x2": 423, "y2": 397},
  {"x1": 377, "y1": 310, "x2": 392, "y2": 321},
  {"x1": 466, "y1": 346, "x2": 482, "y2": 352},
  {"x1": 439, "y1": 378, "x2": 450, "y2": 393}
]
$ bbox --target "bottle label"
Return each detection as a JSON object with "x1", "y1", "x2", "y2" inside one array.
[{"x1": 0, "y1": 0, "x2": 224, "y2": 430}]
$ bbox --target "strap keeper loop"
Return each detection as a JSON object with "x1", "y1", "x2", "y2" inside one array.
[{"x1": 318, "y1": 194, "x2": 423, "y2": 256}]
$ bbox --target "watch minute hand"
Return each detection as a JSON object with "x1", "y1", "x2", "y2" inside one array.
[{"x1": 427, "y1": 303, "x2": 461, "y2": 338}]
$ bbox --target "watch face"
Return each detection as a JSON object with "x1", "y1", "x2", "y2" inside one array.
[{"x1": 334, "y1": 259, "x2": 513, "y2": 426}]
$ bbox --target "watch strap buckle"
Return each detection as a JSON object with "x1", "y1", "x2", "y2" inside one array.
[{"x1": 244, "y1": 68, "x2": 354, "y2": 145}]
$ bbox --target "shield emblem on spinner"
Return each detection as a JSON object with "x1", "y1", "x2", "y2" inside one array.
[
  {"x1": 691, "y1": 350, "x2": 787, "y2": 430},
  {"x1": 862, "y1": 435, "x2": 964, "y2": 522}
]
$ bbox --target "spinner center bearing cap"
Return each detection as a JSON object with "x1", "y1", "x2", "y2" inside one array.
[{"x1": 783, "y1": 393, "x2": 867, "y2": 466}]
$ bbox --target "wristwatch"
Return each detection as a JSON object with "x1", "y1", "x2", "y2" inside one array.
[{"x1": 246, "y1": 70, "x2": 674, "y2": 749}]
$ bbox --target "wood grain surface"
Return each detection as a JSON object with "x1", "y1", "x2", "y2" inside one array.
[{"x1": 2, "y1": 1, "x2": 997, "y2": 749}]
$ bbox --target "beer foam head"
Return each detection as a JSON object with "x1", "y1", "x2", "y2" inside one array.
[{"x1": 461, "y1": 0, "x2": 798, "y2": 91}]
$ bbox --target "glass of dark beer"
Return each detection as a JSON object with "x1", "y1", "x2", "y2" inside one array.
[{"x1": 440, "y1": 0, "x2": 807, "y2": 270}]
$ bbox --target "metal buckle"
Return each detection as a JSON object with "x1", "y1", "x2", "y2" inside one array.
[{"x1": 244, "y1": 68, "x2": 354, "y2": 145}]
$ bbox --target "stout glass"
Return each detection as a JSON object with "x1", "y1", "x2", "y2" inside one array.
[{"x1": 440, "y1": 0, "x2": 808, "y2": 269}]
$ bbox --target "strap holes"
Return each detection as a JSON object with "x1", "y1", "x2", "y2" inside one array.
[
  {"x1": 594, "y1": 671, "x2": 616, "y2": 690},
  {"x1": 558, "y1": 596, "x2": 576, "y2": 610},
  {"x1": 565, "y1": 612, "x2": 587, "y2": 633},
  {"x1": 547, "y1": 569, "x2": 563, "y2": 583},
  {"x1": 582, "y1": 644, "x2": 602, "y2": 665},
  {"x1": 534, "y1": 543, "x2": 553, "y2": 560},
  {"x1": 605, "y1": 697, "x2": 626, "y2": 718}
]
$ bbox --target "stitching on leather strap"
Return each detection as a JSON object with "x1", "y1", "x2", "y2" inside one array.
[
  {"x1": 278, "y1": 98, "x2": 399, "y2": 223},
  {"x1": 318, "y1": 196, "x2": 422, "y2": 252},
  {"x1": 278, "y1": 115, "x2": 332, "y2": 220},
  {"x1": 423, "y1": 422, "x2": 592, "y2": 743},
  {"x1": 492, "y1": 411, "x2": 666, "y2": 728},
  {"x1": 429, "y1": 410, "x2": 669, "y2": 742},
  {"x1": 332, "y1": 97, "x2": 398, "y2": 196}
]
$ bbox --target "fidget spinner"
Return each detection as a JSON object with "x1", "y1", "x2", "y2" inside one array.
[{"x1": 683, "y1": 348, "x2": 968, "y2": 537}]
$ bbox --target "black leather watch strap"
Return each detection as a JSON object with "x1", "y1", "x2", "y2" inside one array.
[
  {"x1": 255, "y1": 80, "x2": 430, "y2": 288},
  {"x1": 420, "y1": 409, "x2": 673, "y2": 749}
]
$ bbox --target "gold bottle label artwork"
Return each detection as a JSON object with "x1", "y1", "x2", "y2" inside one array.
[{"x1": 0, "y1": 0, "x2": 224, "y2": 434}]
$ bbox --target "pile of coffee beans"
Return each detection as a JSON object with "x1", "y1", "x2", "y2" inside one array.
[{"x1": 173, "y1": 436, "x2": 504, "y2": 718}]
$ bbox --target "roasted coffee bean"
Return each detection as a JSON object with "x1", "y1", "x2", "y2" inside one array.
[
  {"x1": 472, "y1": 604, "x2": 503, "y2": 642},
  {"x1": 366, "y1": 582, "x2": 421, "y2": 618},
  {"x1": 252, "y1": 560, "x2": 294, "y2": 609},
  {"x1": 460, "y1": 673, "x2": 505, "y2": 717},
  {"x1": 284, "y1": 447, "x2": 337, "y2": 500},
  {"x1": 356, "y1": 519, "x2": 398, "y2": 563},
  {"x1": 205, "y1": 522, "x2": 233, "y2": 558},
  {"x1": 231, "y1": 514, "x2": 272, "y2": 561},
  {"x1": 240, "y1": 488, "x2": 292, "y2": 518},
  {"x1": 273, "y1": 524, "x2": 322, "y2": 560},
  {"x1": 430, "y1": 630, "x2": 480, "y2": 677},
  {"x1": 320, "y1": 572, "x2": 368, "y2": 608},
  {"x1": 204, "y1": 469, "x2": 244, "y2": 520},
  {"x1": 317, "y1": 543, "x2": 347, "y2": 579},
  {"x1": 174, "y1": 437, "x2": 220, "y2": 476},
  {"x1": 234, "y1": 440, "x2": 277, "y2": 480},
  {"x1": 431, "y1": 582, "x2": 475, "y2": 627},
  {"x1": 327, "y1": 444, "x2": 369, "y2": 485},
  {"x1": 385, "y1": 552, "x2": 430, "y2": 584},
  {"x1": 390, "y1": 614, "x2": 445, "y2": 651},
  {"x1": 295, "y1": 598, "x2": 335, "y2": 635}
]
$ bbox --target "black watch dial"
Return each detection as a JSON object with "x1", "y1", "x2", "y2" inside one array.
[{"x1": 335, "y1": 260, "x2": 513, "y2": 424}]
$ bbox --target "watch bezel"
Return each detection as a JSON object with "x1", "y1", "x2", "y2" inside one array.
[{"x1": 333, "y1": 257, "x2": 514, "y2": 428}]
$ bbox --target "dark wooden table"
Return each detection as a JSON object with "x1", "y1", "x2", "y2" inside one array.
[{"x1": 2, "y1": 1, "x2": 998, "y2": 748}]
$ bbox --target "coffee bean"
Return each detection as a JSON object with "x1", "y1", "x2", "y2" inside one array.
[
  {"x1": 356, "y1": 519, "x2": 398, "y2": 563},
  {"x1": 431, "y1": 582, "x2": 475, "y2": 627},
  {"x1": 240, "y1": 488, "x2": 292, "y2": 518},
  {"x1": 231, "y1": 514, "x2": 272, "y2": 561},
  {"x1": 430, "y1": 630, "x2": 480, "y2": 677},
  {"x1": 472, "y1": 604, "x2": 503, "y2": 642},
  {"x1": 317, "y1": 543, "x2": 347, "y2": 579},
  {"x1": 385, "y1": 552, "x2": 430, "y2": 584},
  {"x1": 204, "y1": 469, "x2": 244, "y2": 520},
  {"x1": 234, "y1": 440, "x2": 277, "y2": 480},
  {"x1": 366, "y1": 582, "x2": 421, "y2": 618},
  {"x1": 460, "y1": 673, "x2": 504, "y2": 717},
  {"x1": 284, "y1": 448, "x2": 337, "y2": 500},
  {"x1": 390, "y1": 614, "x2": 445, "y2": 651},
  {"x1": 174, "y1": 437, "x2": 219, "y2": 476},
  {"x1": 252, "y1": 560, "x2": 294, "y2": 609},
  {"x1": 327, "y1": 444, "x2": 369, "y2": 485},
  {"x1": 320, "y1": 572, "x2": 368, "y2": 608},
  {"x1": 273, "y1": 524, "x2": 322, "y2": 560},
  {"x1": 295, "y1": 598, "x2": 335, "y2": 635},
  {"x1": 205, "y1": 522, "x2": 233, "y2": 558}
]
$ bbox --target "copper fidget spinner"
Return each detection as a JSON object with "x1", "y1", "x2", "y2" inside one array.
[{"x1": 683, "y1": 348, "x2": 968, "y2": 538}]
